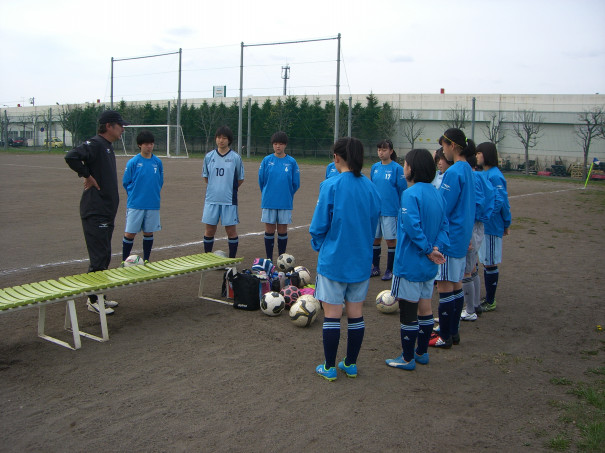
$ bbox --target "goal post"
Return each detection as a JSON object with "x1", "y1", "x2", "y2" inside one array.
[{"x1": 119, "y1": 125, "x2": 189, "y2": 158}]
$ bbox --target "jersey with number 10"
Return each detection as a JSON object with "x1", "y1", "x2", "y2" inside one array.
[{"x1": 202, "y1": 149, "x2": 245, "y2": 205}]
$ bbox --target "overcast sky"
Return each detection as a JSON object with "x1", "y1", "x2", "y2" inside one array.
[{"x1": 1, "y1": 0, "x2": 604, "y2": 108}]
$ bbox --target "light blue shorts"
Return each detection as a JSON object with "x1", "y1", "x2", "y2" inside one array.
[
  {"x1": 202, "y1": 203, "x2": 239, "y2": 226},
  {"x1": 479, "y1": 234, "x2": 503, "y2": 266},
  {"x1": 125, "y1": 208, "x2": 161, "y2": 234},
  {"x1": 375, "y1": 216, "x2": 397, "y2": 240},
  {"x1": 391, "y1": 275, "x2": 435, "y2": 301},
  {"x1": 435, "y1": 255, "x2": 466, "y2": 283},
  {"x1": 465, "y1": 222, "x2": 485, "y2": 273},
  {"x1": 261, "y1": 209, "x2": 292, "y2": 225},
  {"x1": 314, "y1": 274, "x2": 370, "y2": 305}
]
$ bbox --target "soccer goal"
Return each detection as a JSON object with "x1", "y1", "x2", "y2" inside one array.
[{"x1": 119, "y1": 125, "x2": 189, "y2": 158}]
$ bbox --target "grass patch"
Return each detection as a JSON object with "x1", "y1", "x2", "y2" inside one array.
[{"x1": 547, "y1": 368, "x2": 605, "y2": 451}]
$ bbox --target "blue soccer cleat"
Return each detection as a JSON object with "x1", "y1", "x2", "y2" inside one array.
[{"x1": 316, "y1": 363, "x2": 337, "y2": 381}]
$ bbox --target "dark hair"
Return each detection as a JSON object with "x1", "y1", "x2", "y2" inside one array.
[
  {"x1": 271, "y1": 131, "x2": 288, "y2": 145},
  {"x1": 215, "y1": 125, "x2": 233, "y2": 145},
  {"x1": 476, "y1": 142, "x2": 499, "y2": 168},
  {"x1": 376, "y1": 139, "x2": 398, "y2": 161},
  {"x1": 434, "y1": 147, "x2": 453, "y2": 166},
  {"x1": 137, "y1": 130, "x2": 155, "y2": 146},
  {"x1": 98, "y1": 123, "x2": 113, "y2": 134},
  {"x1": 404, "y1": 149, "x2": 436, "y2": 183},
  {"x1": 440, "y1": 128, "x2": 476, "y2": 159},
  {"x1": 467, "y1": 153, "x2": 477, "y2": 169},
  {"x1": 333, "y1": 137, "x2": 364, "y2": 177}
]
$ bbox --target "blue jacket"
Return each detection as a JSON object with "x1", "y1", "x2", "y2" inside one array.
[
  {"x1": 371, "y1": 161, "x2": 407, "y2": 217},
  {"x1": 482, "y1": 167, "x2": 512, "y2": 236},
  {"x1": 310, "y1": 172, "x2": 381, "y2": 283},
  {"x1": 439, "y1": 161, "x2": 475, "y2": 258},
  {"x1": 394, "y1": 182, "x2": 449, "y2": 282},
  {"x1": 258, "y1": 154, "x2": 300, "y2": 209}
]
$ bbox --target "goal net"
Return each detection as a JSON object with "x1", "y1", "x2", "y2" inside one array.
[{"x1": 119, "y1": 125, "x2": 189, "y2": 158}]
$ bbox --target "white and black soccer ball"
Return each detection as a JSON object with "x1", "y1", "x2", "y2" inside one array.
[
  {"x1": 289, "y1": 295, "x2": 318, "y2": 327},
  {"x1": 277, "y1": 253, "x2": 295, "y2": 272},
  {"x1": 213, "y1": 250, "x2": 227, "y2": 258},
  {"x1": 124, "y1": 254, "x2": 144, "y2": 267},
  {"x1": 376, "y1": 290, "x2": 398, "y2": 313},
  {"x1": 260, "y1": 291, "x2": 286, "y2": 316},
  {"x1": 293, "y1": 266, "x2": 312, "y2": 287}
]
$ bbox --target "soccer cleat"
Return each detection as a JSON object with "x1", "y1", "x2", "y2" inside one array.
[
  {"x1": 414, "y1": 352, "x2": 429, "y2": 365},
  {"x1": 474, "y1": 304, "x2": 483, "y2": 316},
  {"x1": 370, "y1": 266, "x2": 381, "y2": 277},
  {"x1": 381, "y1": 269, "x2": 393, "y2": 281},
  {"x1": 99, "y1": 296, "x2": 119, "y2": 308},
  {"x1": 315, "y1": 363, "x2": 337, "y2": 381},
  {"x1": 460, "y1": 310, "x2": 477, "y2": 322},
  {"x1": 144, "y1": 260, "x2": 150, "y2": 265},
  {"x1": 386, "y1": 355, "x2": 416, "y2": 370},
  {"x1": 452, "y1": 333, "x2": 460, "y2": 345},
  {"x1": 87, "y1": 300, "x2": 114, "y2": 315},
  {"x1": 433, "y1": 325, "x2": 440, "y2": 333},
  {"x1": 119, "y1": 261, "x2": 125, "y2": 268},
  {"x1": 430, "y1": 336, "x2": 453, "y2": 349},
  {"x1": 481, "y1": 300, "x2": 497, "y2": 312},
  {"x1": 338, "y1": 359, "x2": 358, "y2": 378}
]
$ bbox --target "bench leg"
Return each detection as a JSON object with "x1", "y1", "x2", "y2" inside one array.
[
  {"x1": 198, "y1": 267, "x2": 235, "y2": 305},
  {"x1": 76, "y1": 294, "x2": 109, "y2": 342},
  {"x1": 37, "y1": 300, "x2": 82, "y2": 350}
]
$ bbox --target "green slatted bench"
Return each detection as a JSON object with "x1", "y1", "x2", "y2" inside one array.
[{"x1": 0, "y1": 253, "x2": 242, "y2": 350}]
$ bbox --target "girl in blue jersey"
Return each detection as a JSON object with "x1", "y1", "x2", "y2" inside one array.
[
  {"x1": 202, "y1": 126, "x2": 245, "y2": 258},
  {"x1": 432, "y1": 147, "x2": 453, "y2": 189},
  {"x1": 370, "y1": 140, "x2": 407, "y2": 281},
  {"x1": 325, "y1": 161, "x2": 338, "y2": 179},
  {"x1": 258, "y1": 131, "x2": 301, "y2": 260},
  {"x1": 122, "y1": 130, "x2": 164, "y2": 264},
  {"x1": 460, "y1": 153, "x2": 496, "y2": 321},
  {"x1": 385, "y1": 149, "x2": 448, "y2": 371},
  {"x1": 476, "y1": 142, "x2": 512, "y2": 312},
  {"x1": 430, "y1": 128, "x2": 476, "y2": 349},
  {"x1": 310, "y1": 137, "x2": 381, "y2": 381}
]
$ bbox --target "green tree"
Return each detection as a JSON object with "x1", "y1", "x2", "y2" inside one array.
[{"x1": 376, "y1": 102, "x2": 398, "y2": 140}]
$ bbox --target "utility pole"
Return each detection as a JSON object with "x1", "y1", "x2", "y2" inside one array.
[{"x1": 281, "y1": 65, "x2": 290, "y2": 96}]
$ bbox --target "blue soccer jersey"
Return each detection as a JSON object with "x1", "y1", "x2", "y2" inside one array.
[
  {"x1": 371, "y1": 161, "x2": 407, "y2": 217},
  {"x1": 122, "y1": 153, "x2": 164, "y2": 210},
  {"x1": 439, "y1": 161, "x2": 475, "y2": 258},
  {"x1": 325, "y1": 162, "x2": 338, "y2": 179},
  {"x1": 473, "y1": 171, "x2": 496, "y2": 224},
  {"x1": 258, "y1": 154, "x2": 300, "y2": 209},
  {"x1": 393, "y1": 182, "x2": 449, "y2": 282},
  {"x1": 202, "y1": 149, "x2": 245, "y2": 205},
  {"x1": 310, "y1": 172, "x2": 381, "y2": 283},
  {"x1": 482, "y1": 167, "x2": 512, "y2": 237}
]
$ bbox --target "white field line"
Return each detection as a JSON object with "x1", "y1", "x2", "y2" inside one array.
[
  {"x1": 0, "y1": 186, "x2": 584, "y2": 277},
  {"x1": 0, "y1": 224, "x2": 311, "y2": 277}
]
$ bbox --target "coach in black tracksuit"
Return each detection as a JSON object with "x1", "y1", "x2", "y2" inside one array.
[{"x1": 65, "y1": 110, "x2": 129, "y2": 314}]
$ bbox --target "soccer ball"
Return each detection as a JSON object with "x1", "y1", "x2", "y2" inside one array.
[
  {"x1": 260, "y1": 291, "x2": 285, "y2": 316},
  {"x1": 213, "y1": 250, "x2": 227, "y2": 258},
  {"x1": 277, "y1": 253, "x2": 295, "y2": 272},
  {"x1": 299, "y1": 294, "x2": 320, "y2": 312},
  {"x1": 280, "y1": 285, "x2": 301, "y2": 309},
  {"x1": 293, "y1": 266, "x2": 312, "y2": 287},
  {"x1": 376, "y1": 290, "x2": 398, "y2": 313},
  {"x1": 124, "y1": 254, "x2": 144, "y2": 267},
  {"x1": 289, "y1": 295, "x2": 318, "y2": 327}
]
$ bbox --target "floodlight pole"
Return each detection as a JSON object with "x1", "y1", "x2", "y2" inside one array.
[
  {"x1": 110, "y1": 57, "x2": 114, "y2": 109},
  {"x1": 335, "y1": 33, "x2": 341, "y2": 142},
  {"x1": 247, "y1": 97, "x2": 252, "y2": 156},
  {"x1": 238, "y1": 42, "x2": 245, "y2": 156},
  {"x1": 176, "y1": 48, "x2": 182, "y2": 156}
]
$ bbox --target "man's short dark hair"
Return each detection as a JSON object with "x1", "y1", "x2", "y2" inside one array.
[
  {"x1": 137, "y1": 130, "x2": 155, "y2": 146},
  {"x1": 215, "y1": 126, "x2": 233, "y2": 145}
]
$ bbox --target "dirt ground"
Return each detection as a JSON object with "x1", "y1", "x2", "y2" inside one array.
[{"x1": 0, "y1": 153, "x2": 603, "y2": 452}]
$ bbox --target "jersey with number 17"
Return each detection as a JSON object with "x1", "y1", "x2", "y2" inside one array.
[{"x1": 202, "y1": 149, "x2": 245, "y2": 205}]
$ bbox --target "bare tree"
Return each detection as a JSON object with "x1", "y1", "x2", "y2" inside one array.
[
  {"x1": 513, "y1": 109, "x2": 543, "y2": 175},
  {"x1": 484, "y1": 112, "x2": 506, "y2": 145},
  {"x1": 376, "y1": 102, "x2": 398, "y2": 140},
  {"x1": 575, "y1": 107, "x2": 605, "y2": 180},
  {"x1": 197, "y1": 100, "x2": 223, "y2": 150},
  {"x1": 1, "y1": 110, "x2": 9, "y2": 149},
  {"x1": 401, "y1": 111, "x2": 425, "y2": 149},
  {"x1": 444, "y1": 103, "x2": 468, "y2": 130}
]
